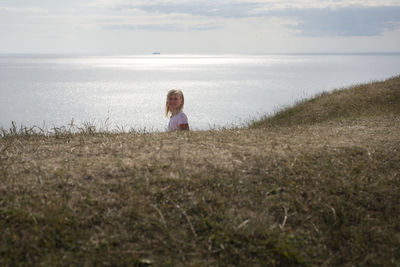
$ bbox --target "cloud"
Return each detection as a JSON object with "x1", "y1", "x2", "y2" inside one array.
[
  {"x1": 100, "y1": 2, "x2": 400, "y2": 37},
  {"x1": 279, "y1": 6, "x2": 400, "y2": 36},
  {"x1": 3, "y1": 1, "x2": 400, "y2": 38},
  {"x1": 103, "y1": 22, "x2": 220, "y2": 31},
  {"x1": 0, "y1": 6, "x2": 48, "y2": 13},
  {"x1": 114, "y1": 2, "x2": 261, "y2": 18},
  {"x1": 88, "y1": 0, "x2": 400, "y2": 10},
  {"x1": 2, "y1": 0, "x2": 400, "y2": 53},
  {"x1": 104, "y1": 24, "x2": 183, "y2": 31}
]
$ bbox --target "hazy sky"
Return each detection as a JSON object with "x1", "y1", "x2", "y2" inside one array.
[{"x1": 1, "y1": 0, "x2": 400, "y2": 54}]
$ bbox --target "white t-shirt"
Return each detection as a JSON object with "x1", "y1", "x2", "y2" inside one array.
[{"x1": 168, "y1": 112, "x2": 188, "y2": 131}]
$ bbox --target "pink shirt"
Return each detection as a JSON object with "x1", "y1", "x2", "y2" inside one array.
[{"x1": 168, "y1": 112, "x2": 188, "y2": 131}]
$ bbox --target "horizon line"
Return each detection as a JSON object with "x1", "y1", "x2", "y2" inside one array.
[{"x1": 1, "y1": 51, "x2": 400, "y2": 56}]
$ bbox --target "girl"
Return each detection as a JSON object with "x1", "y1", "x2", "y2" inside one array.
[{"x1": 166, "y1": 89, "x2": 189, "y2": 131}]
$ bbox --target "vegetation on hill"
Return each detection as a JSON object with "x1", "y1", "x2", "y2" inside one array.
[
  {"x1": 250, "y1": 75, "x2": 400, "y2": 127},
  {"x1": 1, "y1": 76, "x2": 399, "y2": 266}
]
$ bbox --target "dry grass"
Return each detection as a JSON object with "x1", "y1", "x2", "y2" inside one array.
[
  {"x1": 249, "y1": 75, "x2": 400, "y2": 127},
  {"x1": 1, "y1": 76, "x2": 399, "y2": 266}
]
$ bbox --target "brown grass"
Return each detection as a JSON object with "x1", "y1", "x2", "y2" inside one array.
[
  {"x1": 249, "y1": 75, "x2": 400, "y2": 127},
  {"x1": 1, "y1": 76, "x2": 399, "y2": 266}
]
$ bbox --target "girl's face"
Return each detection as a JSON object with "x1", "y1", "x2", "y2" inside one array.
[{"x1": 167, "y1": 94, "x2": 182, "y2": 112}]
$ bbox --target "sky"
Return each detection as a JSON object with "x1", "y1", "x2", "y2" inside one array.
[{"x1": 1, "y1": 0, "x2": 400, "y2": 54}]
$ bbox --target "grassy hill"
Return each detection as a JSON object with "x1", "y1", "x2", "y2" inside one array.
[
  {"x1": 250, "y1": 75, "x2": 400, "y2": 127},
  {"x1": 1, "y1": 76, "x2": 399, "y2": 266}
]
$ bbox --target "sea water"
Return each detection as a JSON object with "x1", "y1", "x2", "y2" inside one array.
[{"x1": 1, "y1": 53, "x2": 399, "y2": 132}]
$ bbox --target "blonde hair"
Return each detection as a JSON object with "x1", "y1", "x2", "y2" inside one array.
[{"x1": 165, "y1": 89, "x2": 185, "y2": 117}]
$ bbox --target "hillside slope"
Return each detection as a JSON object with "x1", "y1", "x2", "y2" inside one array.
[
  {"x1": 250, "y1": 75, "x2": 400, "y2": 127},
  {"x1": 1, "y1": 76, "x2": 399, "y2": 266}
]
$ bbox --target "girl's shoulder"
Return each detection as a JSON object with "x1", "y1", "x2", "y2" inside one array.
[
  {"x1": 179, "y1": 111, "x2": 187, "y2": 117},
  {"x1": 175, "y1": 111, "x2": 188, "y2": 122}
]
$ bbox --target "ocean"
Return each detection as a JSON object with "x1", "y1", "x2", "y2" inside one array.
[{"x1": 1, "y1": 53, "x2": 399, "y2": 132}]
